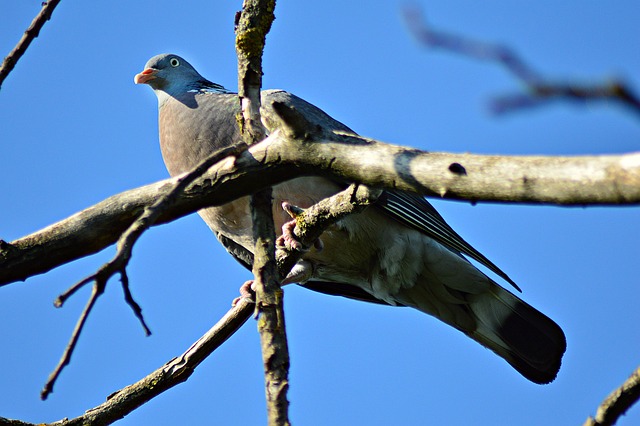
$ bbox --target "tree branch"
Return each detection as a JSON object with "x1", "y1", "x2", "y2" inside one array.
[
  {"x1": 2, "y1": 106, "x2": 634, "y2": 420},
  {"x1": 6, "y1": 102, "x2": 632, "y2": 403},
  {"x1": 235, "y1": 0, "x2": 274, "y2": 143},
  {"x1": 250, "y1": 188, "x2": 291, "y2": 425},
  {"x1": 235, "y1": 1, "x2": 291, "y2": 425},
  {"x1": 583, "y1": 366, "x2": 640, "y2": 426},
  {"x1": 41, "y1": 279, "x2": 107, "y2": 400},
  {"x1": 402, "y1": 5, "x2": 640, "y2": 116},
  {"x1": 38, "y1": 143, "x2": 248, "y2": 399},
  {"x1": 2, "y1": 133, "x2": 639, "y2": 287},
  {"x1": 0, "y1": 0, "x2": 62, "y2": 90},
  {"x1": 4, "y1": 4, "x2": 635, "y2": 424}
]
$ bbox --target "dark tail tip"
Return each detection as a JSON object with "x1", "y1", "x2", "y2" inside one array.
[{"x1": 498, "y1": 300, "x2": 567, "y2": 384}]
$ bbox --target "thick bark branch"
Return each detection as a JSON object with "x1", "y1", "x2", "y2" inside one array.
[
  {"x1": 235, "y1": 0, "x2": 274, "y2": 142},
  {"x1": 2, "y1": 132, "x2": 638, "y2": 287},
  {"x1": 235, "y1": 2, "x2": 290, "y2": 425},
  {"x1": 272, "y1": 131, "x2": 640, "y2": 205},
  {"x1": 250, "y1": 189, "x2": 291, "y2": 426}
]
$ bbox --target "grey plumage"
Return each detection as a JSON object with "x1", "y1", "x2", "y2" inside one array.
[{"x1": 135, "y1": 53, "x2": 566, "y2": 384}]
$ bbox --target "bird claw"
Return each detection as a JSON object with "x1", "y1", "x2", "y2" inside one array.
[
  {"x1": 277, "y1": 202, "x2": 324, "y2": 252},
  {"x1": 276, "y1": 220, "x2": 307, "y2": 252},
  {"x1": 282, "y1": 202, "x2": 305, "y2": 219},
  {"x1": 232, "y1": 279, "x2": 256, "y2": 307}
]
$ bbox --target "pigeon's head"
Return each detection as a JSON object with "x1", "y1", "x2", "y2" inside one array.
[
  {"x1": 135, "y1": 54, "x2": 231, "y2": 102},
  {"x1": 134, "y1": 53, "x2": 204, "y2": 92}
]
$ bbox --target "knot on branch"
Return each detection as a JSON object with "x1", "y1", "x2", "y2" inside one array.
[{"x1": 448, "y1": 162, "x2": 467, "y2": 175}]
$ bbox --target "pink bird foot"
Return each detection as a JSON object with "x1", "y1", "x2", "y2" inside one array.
[
  {"x1": 276, "y1": 202, "x2": 324, "y2": 252},
  {"x1": 232, "y1": 279, "x2": 255, "y2": 307}
]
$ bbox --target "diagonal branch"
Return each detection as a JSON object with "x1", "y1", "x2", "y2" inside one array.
[
  {"x1": 584, "y1": 366, "x2": 640, "y2": 426},
  {"x1": 41, "y1": 280, "x2": 103, "y2": 400},
  {"x1": 0, "y1": 0, "x2": 63, "y2": 90},
  {"x1": 39, "y1": 143, "x2": 248, "y2": 399},
  {"x1": 275, "y1": 182, "x2": 382, "y2": 273},
  {"x1": 402, "y1": 5, "x2": 640, "y2": 116}
]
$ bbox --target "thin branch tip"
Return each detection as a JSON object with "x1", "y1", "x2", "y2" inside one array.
[
  {"x1": 120, "y1": 271, "x2": 152, "y2": 336},
  {"x1": 0, "y1": 0, "x2": 63, "y2": 89}
]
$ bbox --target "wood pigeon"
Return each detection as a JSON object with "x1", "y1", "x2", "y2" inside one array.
[{"x1": 135, "y1": 53, "x2": 566, "y2": 384}]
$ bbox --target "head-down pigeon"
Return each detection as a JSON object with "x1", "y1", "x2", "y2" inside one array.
[{"x1": 135, "y1": 53, "x2": 566, "y2": 384}]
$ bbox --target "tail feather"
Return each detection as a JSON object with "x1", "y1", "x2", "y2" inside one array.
[
  {"x1": 467, "y1": 285, "x2": 566, "y2": 384},
  {"x1": 397, "y1": 277, "x2": 566, "y2": 384}
]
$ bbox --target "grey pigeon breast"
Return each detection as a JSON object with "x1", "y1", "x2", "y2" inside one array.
[{"x1": 159, "y1": 92, "x2": 240, "y2": 176}]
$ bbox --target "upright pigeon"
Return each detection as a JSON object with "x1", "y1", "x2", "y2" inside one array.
[{"x1": 135, "y1": 53, "x2": 566, "y2": 384}]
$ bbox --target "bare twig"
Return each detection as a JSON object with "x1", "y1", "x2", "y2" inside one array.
[
  {"x1": 0, "y1": 0, "x2": 62, "y2": 90},
  {"x1": 492, "y1": 82, "x2": 640, "y2": 116},
  {"x1": 41, "y1": 280, "x2": 103, "y2": 400},
  {"x1": 43, "y1": 257, "x2": 150, "y2": 400},
  {"x1": 584, "y1": 366, "x2": 640, "y2": 426},
  {"x1": 41, "y1": 143, "x2": 247, "y2": 399},
  {"x1": 402, "y1": 5, "x2": 640, "y2": 116},
  {"x1": 102, "y1": 142, "x2": 247, "y2": 296}
]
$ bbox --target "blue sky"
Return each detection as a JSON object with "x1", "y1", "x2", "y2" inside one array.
[{"x1": 1, "y1": 1, "x2": 639, "y2": 425}]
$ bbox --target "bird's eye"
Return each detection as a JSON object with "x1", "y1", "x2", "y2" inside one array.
[{"x1": 170, "y1": 58, "x2": 180, "y2": 67}]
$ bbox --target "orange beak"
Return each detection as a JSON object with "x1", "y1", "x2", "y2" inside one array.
[{"x1": 134, "y1": 68, "x2": 157, "y2": 84}]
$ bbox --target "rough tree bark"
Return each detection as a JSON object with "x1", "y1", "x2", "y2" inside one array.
[
  {"x1": 2, "y1": 131, "x2": 639, "y2": 287},
  {"x1": 235, "y1": 1, "x2": 291, "y2": 425}
]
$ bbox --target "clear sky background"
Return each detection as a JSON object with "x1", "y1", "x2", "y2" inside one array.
[{"x1": 1, "y1": 1, "x2": 639, "y2": 425}]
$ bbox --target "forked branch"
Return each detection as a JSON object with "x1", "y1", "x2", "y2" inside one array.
[{"x1": 40, "y1": 143, "x2": 248, "y2": 399}]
